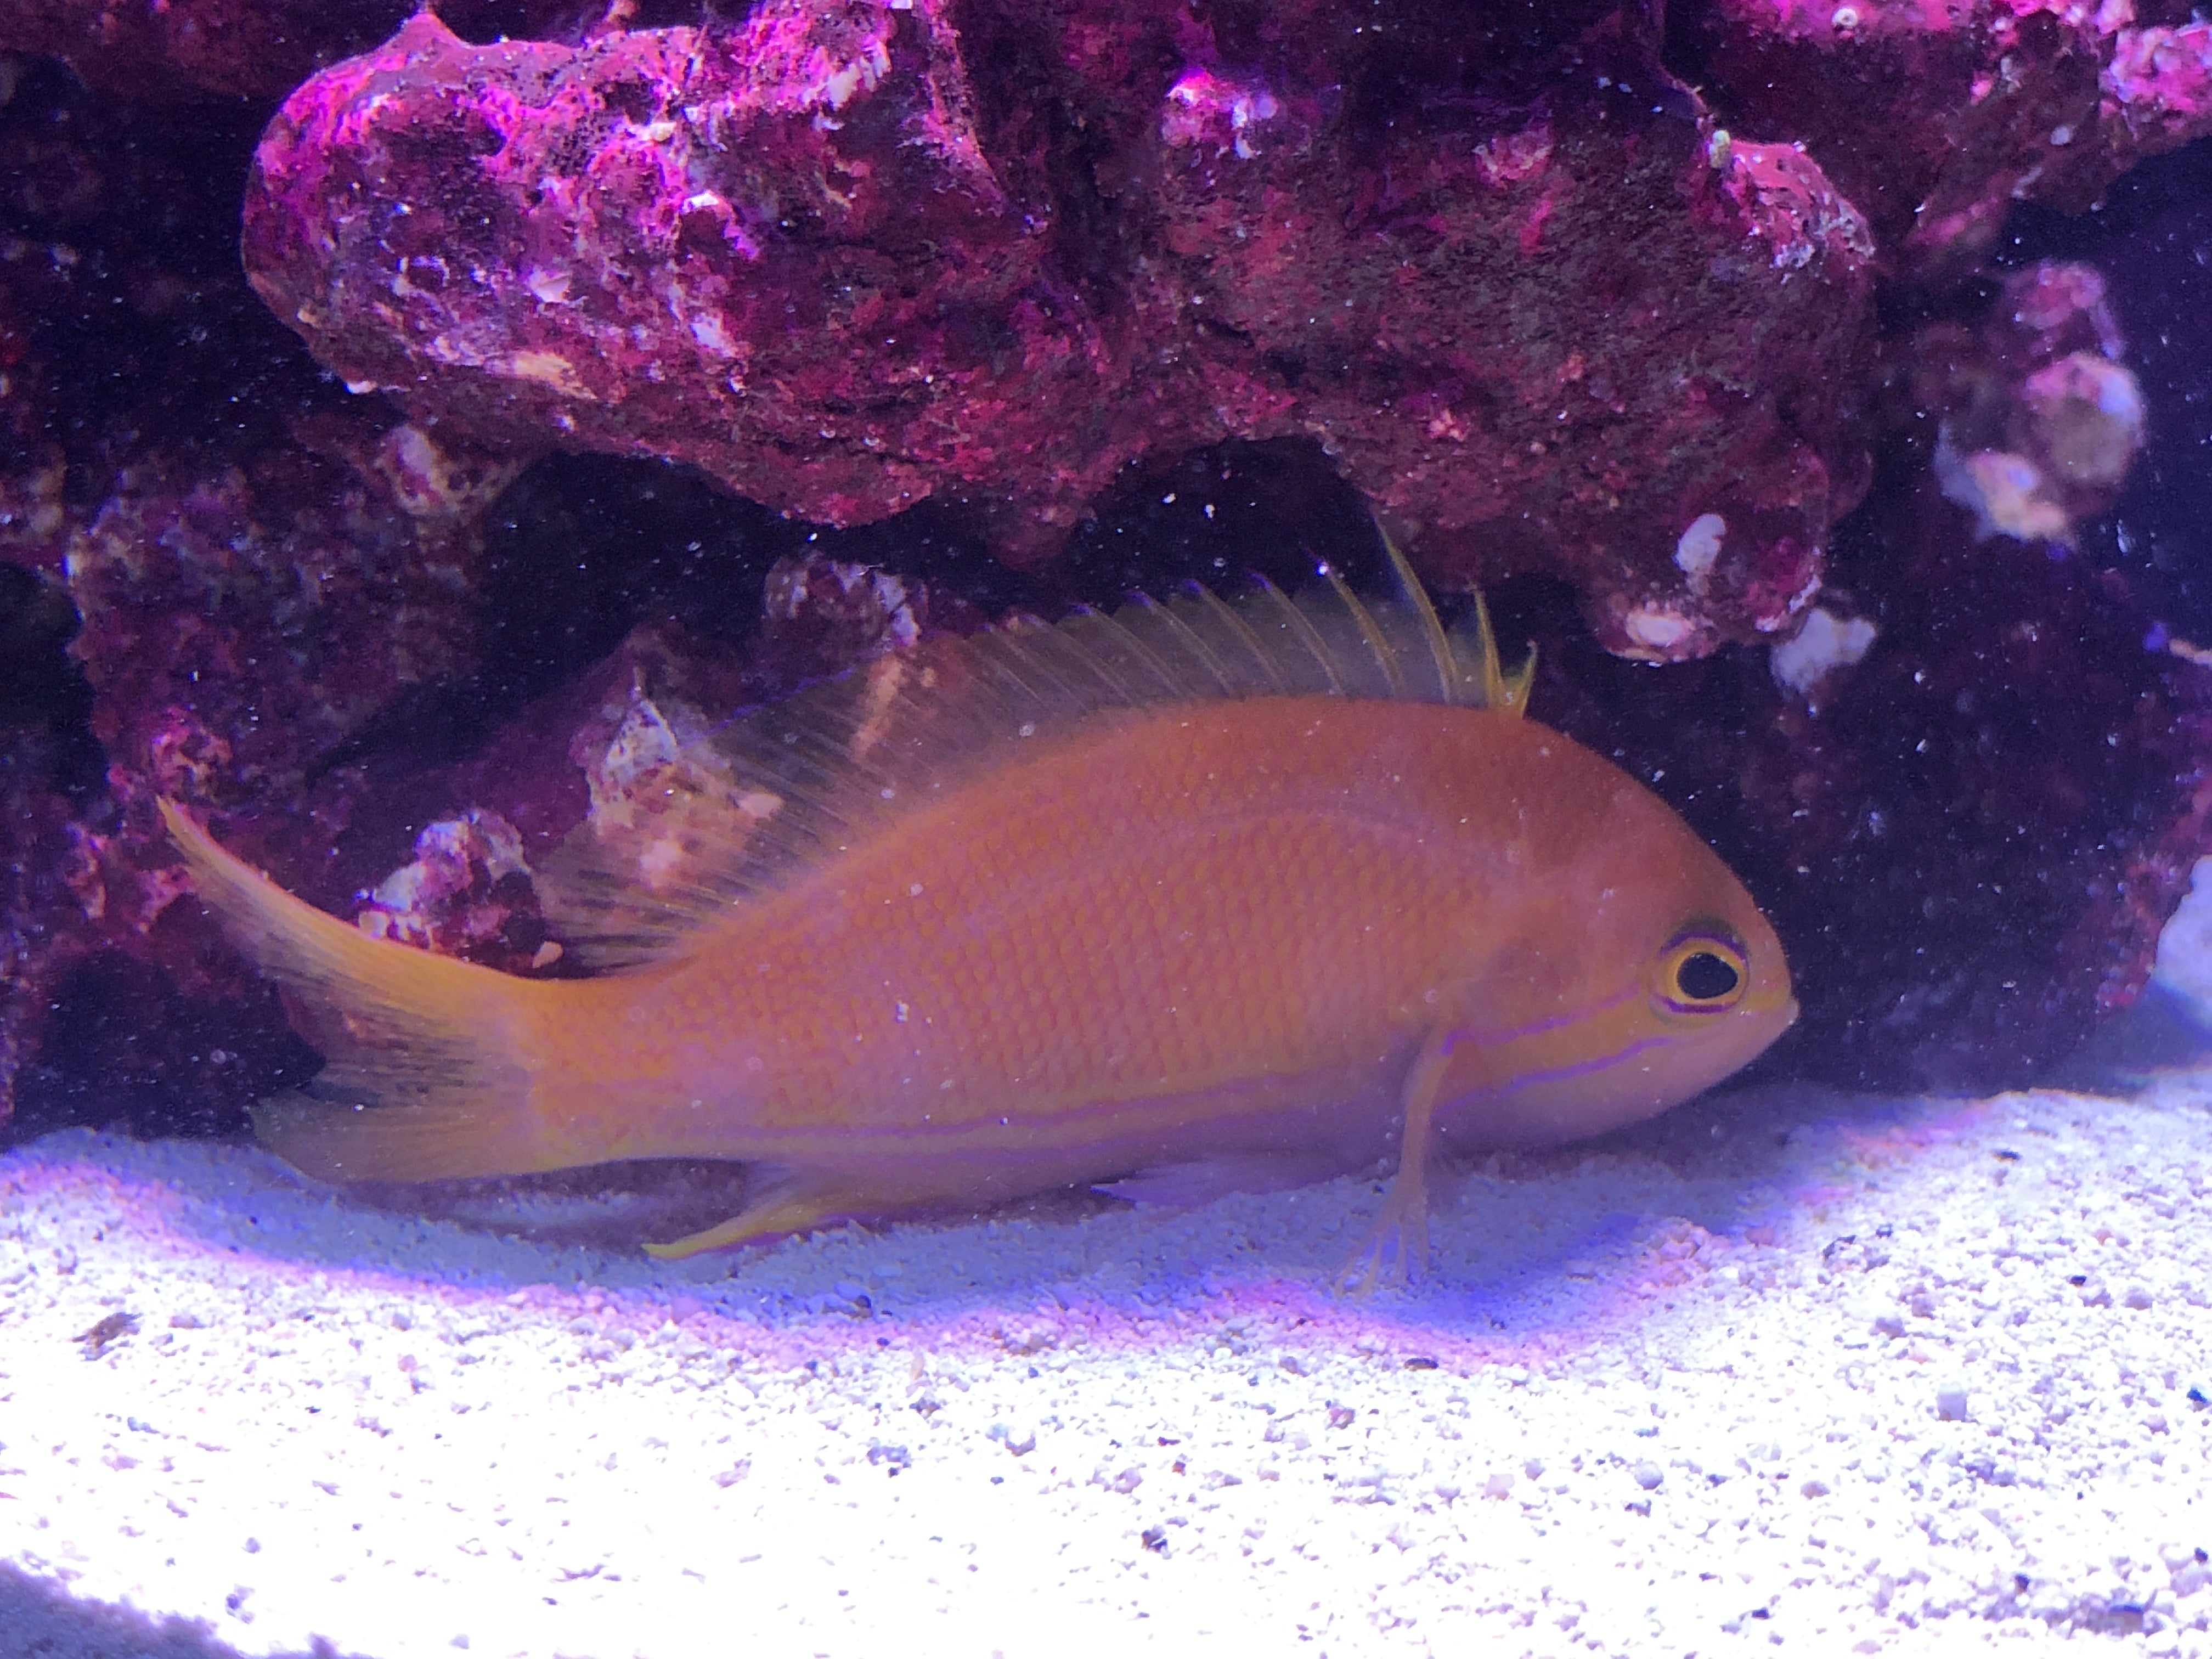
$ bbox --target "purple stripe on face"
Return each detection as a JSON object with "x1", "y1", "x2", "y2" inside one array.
[
  {"x1": 1440, "y1": 979, "x2": 1641, "y2": 1057},
  {"x1": 1658, "y1": 992, "x2": 1737, "y2": 1017},
  {"x1": 1493, "y1": 1033, "x2": 1669, "y2": 1093}
]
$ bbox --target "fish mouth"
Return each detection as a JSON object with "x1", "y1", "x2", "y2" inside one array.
[{"x1": 1749, "y1": 994, "x2": 1801, "y2": 1058}]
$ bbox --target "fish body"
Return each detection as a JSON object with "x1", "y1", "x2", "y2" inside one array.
[{"x1": 165, "y1": 557, "x2": 1796, "y2": 1279}]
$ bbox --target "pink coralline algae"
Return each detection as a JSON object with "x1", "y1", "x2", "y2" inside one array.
[
  {"x1": 1918, "y1": 262, "x2": 2147, "y2": 548},
  {"x1": 352, "y1": 809, "x2": 551, "y2": 976},
  {"x1": 0, "y1": 426, "x2": 508, "y2": 1122},
  {"x1": 0, "y1": 0, "x2": 578, "y2": 102},
  {"x1": 239, "y1": 0, "x2": 1878, "y2": 657},
  {"x1": 1680, "y1": 1, "x2": 2212, "y2": 280},
  {"x1": 62, "y1": 439, "x2": 488, "y2": 832}
]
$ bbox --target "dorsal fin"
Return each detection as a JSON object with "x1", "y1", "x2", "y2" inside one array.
[
  {"x1": 537, "y1": 539, "x2": 1537, "y2": 970},
  {"x1": 1370, "y1": 523, "x2": 1538, "y2": 715}
]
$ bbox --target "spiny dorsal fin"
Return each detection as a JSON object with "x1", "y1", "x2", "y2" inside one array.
[
  {"x1": 538, "y1": 540, "x2": 1535, "y2": 970},
  {"x1": 1371, "y1": 521, "x2": 1539, "y2": 714}
]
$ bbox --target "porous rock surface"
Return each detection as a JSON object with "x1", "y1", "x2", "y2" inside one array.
[{"x1": 238, "y1": 0, "x2": 1876, "y2": 657}]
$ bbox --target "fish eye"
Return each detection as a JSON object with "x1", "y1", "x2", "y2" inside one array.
[{"x1": 1653, "y1": 930, "x2": 1750, "y2": 1015}]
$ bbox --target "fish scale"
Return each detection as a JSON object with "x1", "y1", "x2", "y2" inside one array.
[{"x1": 761, "y1": 715, "x2": 1459, "y2": 1119}]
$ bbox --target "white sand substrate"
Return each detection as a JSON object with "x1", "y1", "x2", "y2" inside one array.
[{"x1": 3, "y1": 1050, "x2": 2212, "y2": 1658}]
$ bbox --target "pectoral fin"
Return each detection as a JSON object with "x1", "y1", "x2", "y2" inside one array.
[{"x1": 1335, "y1": 1025, "x2": 1454, "y2": 1295}]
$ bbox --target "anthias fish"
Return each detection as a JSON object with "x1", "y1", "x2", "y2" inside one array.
[{"x1": 165, "y1": 548, "x2": 1796, "y2": 1285}]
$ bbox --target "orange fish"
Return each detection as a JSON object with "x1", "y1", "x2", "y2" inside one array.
[{"x1": 162, "y1": 546, "x2": 1795, "y2": 1286}]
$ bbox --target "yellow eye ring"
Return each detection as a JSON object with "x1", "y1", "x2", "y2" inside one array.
[{"x1": 1652, "y1": 932, "x2": 1750, "y2": 1015}]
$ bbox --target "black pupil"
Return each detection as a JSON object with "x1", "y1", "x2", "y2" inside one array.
[{"x1": 1677, "y1": 951, "x2": 1741, "y2": 1001}]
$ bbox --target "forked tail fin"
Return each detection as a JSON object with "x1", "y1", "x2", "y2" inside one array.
[{"x1": 161, "y1": 800, "x2": 559, "y2": 1183}]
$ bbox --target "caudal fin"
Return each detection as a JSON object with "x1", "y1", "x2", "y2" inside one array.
[{"x1": 161, "y1": 800, "x2": 556, "y2": 1183}]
